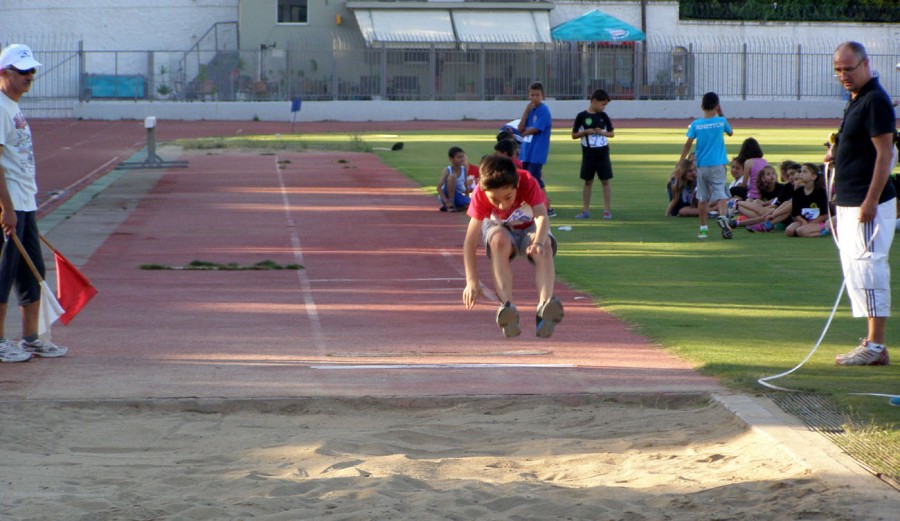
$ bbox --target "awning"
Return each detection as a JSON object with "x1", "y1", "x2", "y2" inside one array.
[
  {"x1": 551, "y1": 9, "x2": 645, "y2": 42},
  {"x1": 351, "y1": 7, "x2": 551, "y2": 45},
  {"x1": 453, "y1": 10, "x2": 551, "y2": 44},
  {"x1": 354, "y1": 9, "x2": 455, "y2": 44}
]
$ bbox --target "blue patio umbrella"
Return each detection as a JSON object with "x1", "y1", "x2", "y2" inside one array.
[{"x1": 551, "y1": 9, "x2": 645, "y2": 42}]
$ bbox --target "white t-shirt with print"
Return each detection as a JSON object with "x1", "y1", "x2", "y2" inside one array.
[{"x1": 0, "y1": 91, "x2": 38, "y2": 212}]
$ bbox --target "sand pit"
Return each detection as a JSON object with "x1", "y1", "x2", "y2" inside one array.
[{"x1": 1, "y1": 395, "x2": 896, "y2": 520}]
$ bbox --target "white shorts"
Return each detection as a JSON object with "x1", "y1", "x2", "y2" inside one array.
[
  {"x1": 696, "y1": 165, "x2": 729, "y2": 202},
  {"x1": 836, "y1": 200, "x2": 896, "y2": 318}
]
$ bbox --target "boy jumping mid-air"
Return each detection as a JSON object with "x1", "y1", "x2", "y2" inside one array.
[{"x1": 462, "y1": 154, "x2": 563, "y2": 338}]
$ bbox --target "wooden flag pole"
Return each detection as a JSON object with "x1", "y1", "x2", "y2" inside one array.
[
  {"x1": 9, "y1": 233, "x2": 45, "y2": 283},
  {"x1": 38, "y1": 234, "x2": 60, "y2": 255}
]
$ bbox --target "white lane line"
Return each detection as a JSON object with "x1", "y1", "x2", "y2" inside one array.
[
  {"x1": 275, "y1": 154, "x2": 325, "y2": 351},
  {"x1": 440, "y1": 249, "x2": 498, "y2": 302},
  {"x1": 310, "y1": 364, "x2": 576, "y2": 370},
  {"x1": 38, "y1": 155, "x2": 120, "y2": 212}
]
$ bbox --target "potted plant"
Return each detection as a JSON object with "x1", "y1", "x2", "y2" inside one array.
[{"x1": 156, "y1": 65, "x2": 172, "y2": 99}]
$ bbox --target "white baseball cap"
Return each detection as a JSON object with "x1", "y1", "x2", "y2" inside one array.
[{"x1": 0, "y1": 44, "x2": 42, "y2": 71}]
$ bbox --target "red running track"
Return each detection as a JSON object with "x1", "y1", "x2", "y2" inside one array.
[{"x1": 0, "y1": 119, "x2": 724, "y2": 400}]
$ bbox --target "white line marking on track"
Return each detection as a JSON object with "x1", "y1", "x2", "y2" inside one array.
[
  {"x1": 275, "y1": 154, "x2": 326, "y2": 352},
  {"x1": 310, "y1": 364, "x2": 576, "y2": 370},
  {"x1": 38, "y1": 155, "x2": 120, "y2": 212},
  {"x1": 440, "y1": 249, "x2": 498, "y2": 302}
]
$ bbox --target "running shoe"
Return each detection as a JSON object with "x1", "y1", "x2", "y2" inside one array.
[
  {"x1": 835, "y1": 341, "x2": 889, "y2": 366},
  {"x1": 890, "y1": 396, "x2": 900, "y2": 407},
  {"x1": 574, "y1": 211, "x2": 590, "y2": 219},
  {"x1": 535, "y1": 296, "x2": 564, "y2": 338},
  {"x1": 747, "y1": 221, "x2": 774, "y2": 233},
  {"x1": 602, "y1": 211, "x2": 612, "y2": 220},
  {"x1": 19, "y1": 338, "x2": 69, "y2": 358},
  {"x1": 716, "y1": 216, "x2": 733, "y2": 239},
  {"x1": 496, "y1": 302, "x2": 521, "y2": 338},
  {"x1": 0, "y1": 339, "x2": 32, "y2": 363},
  {"x1": 698, "y1": 227, "x2": 708, "y2": 239},
  {"x1": 547, "y1": 208, "x2": 558, "y2": 218}
]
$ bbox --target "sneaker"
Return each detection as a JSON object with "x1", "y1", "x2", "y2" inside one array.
[
  {"x1": 19, "y1": 338, "x2": 68, "y2": 358},
  {"x1": 547, "y1": 208, "x2": 558, "y2": 218},
  {"x1": 574, "y1": 211, "x2": 590, "y2": 219},
  {"x1": 747, "y1": 221, "x2": 774, "y2": 233},
  {"x1": 535, "y1": 296, "x2": 564, "y2": 338},
  {"x1": 0, "y1": 339, "x2": 31, "y2": 363},
  {"x1": 496, "y1": 302, "x2": 521, "y2": 338},
  {"x1": 698, "y1": 227, "x2": 708, "y2": 239},
  {"x1": 602, "y1": 211, "x2": 612, "y2": 220},
  {"x1": 835, "y1": 340, "x2": 889, "y2": 366},
  {"x1": 707, "y1": 211, "x2": 719, "y2": 219},
  {"x1": 716, "y1": 216, "x2": 733, "y2": 239},
  {"x1": 890, "y1": 396, "x2": 900, "y2": 407}
]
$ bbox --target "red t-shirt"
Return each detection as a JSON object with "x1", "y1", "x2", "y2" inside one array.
[{"x1": 467, "y1": 170, "x2": 546, "y2": 229}]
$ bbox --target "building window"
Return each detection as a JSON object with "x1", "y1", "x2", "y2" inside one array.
[{"x1": 278, "y1": 0, "x2": 308, "y2": 24}]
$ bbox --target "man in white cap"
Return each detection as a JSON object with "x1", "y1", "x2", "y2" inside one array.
[{"x1": 0, "y1": 44, "x2": 68, "y2": 362}]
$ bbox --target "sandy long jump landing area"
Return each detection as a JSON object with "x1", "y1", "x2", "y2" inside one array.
[{"x1": 0, "y1": 126, "x2": 896, "y2": 519}]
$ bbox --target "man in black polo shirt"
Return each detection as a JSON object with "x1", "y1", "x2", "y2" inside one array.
[{"x1": 826, "y1": 41, "x2": 897, "y2": 366}]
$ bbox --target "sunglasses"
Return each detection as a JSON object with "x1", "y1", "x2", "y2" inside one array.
[{"x1": 7, "y1": 66, "x2": 36, "y2": 76}]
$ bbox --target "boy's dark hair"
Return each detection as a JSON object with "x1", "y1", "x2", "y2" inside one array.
[
  {"x1": 529, "y1": 81, "x2": 544, "y2": 93},
  {"x1": 701, "y1": 92, "x2": 720, "y2": 111},
  {"x1": 448, "y1": 146, "x2": 465, "y2": 158},
  {"x1": 780, "y1": 159, "x2": 801, "y2": 172},
  {"x1": 479, "y1": 155, "x2": 519, "y2": 192},
  {"x1": 496, "y1": 129, "x2": 514, "y2": 142},
  {"x1": 591, "y1": 89, "x2": 610, "y2": 102},
  {"x1": 493, "y1": 138, "x2": 518, "y2": 157}
]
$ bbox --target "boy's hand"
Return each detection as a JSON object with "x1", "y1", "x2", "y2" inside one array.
[
  {"x1": 462, "y1": 283, "x2": 483, "y2": 309},
  {"x1": 526, "y1": 241, "x2": 544, "y2": 257}
]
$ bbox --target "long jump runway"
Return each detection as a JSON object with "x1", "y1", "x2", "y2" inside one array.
[{"x1": 0, "y1": 122, "x2": 722, "y2": 400}]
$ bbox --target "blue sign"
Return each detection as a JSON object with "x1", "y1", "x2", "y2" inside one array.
[{"x1": 291, "y1": 97, "x2": 302, "y2": 112}]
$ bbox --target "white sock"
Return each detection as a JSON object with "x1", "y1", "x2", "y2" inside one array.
[{"x1": 866, "y1": 341, "x2": 885, "y2": 353}]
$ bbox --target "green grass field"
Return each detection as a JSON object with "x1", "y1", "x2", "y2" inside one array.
[{"x1": 179, "y1": 125, "x2": 900, "y2": 433}]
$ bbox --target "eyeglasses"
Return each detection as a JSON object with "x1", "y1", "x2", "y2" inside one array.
[
  {"x1": 7, "y1": 66, "x2": 36, "y2": 76},
  {"x1": 833, "y1": 59, "x2": 865, "y2": 77}
]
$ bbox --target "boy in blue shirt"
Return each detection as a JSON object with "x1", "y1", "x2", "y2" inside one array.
[
  {"x1": 678, "y1": 92, "x2": 734, "y2": 239},
  {"x1": 517, "y1": 82, "x2": 555, "y2": 217}
]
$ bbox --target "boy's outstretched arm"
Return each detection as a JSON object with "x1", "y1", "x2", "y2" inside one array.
[
  {"x1": 526, "y1": 203, "x2": 550, "y2": 256},
  {"x1": 462, "y1": 217, "x2": 484, "y2": 309},
  {"x1": 678, "y1": 137, "x2": 694, "y2": 165},
  {"x1": 436, "y1": 168, "x2": 452, "y2": 209}
]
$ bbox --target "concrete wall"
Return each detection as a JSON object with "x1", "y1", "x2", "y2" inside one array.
[
  {"x1": 2, "y1": 1, "x2": 897, "y2": 54},
  {"x1": 0, "y1": 0, "x2": 239, "y2": 51},
  {"x1": 74, "y1": 98, "x2": 846, "y2": 122}
]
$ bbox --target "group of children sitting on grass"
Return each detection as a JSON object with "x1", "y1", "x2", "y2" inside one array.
[{"x1": 667, "y1": 137, "x2": 834, "y2": 238}]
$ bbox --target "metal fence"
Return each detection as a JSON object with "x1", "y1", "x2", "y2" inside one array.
[{"x1": 11, "y1": 35, "x2": 900, "y2": 116}]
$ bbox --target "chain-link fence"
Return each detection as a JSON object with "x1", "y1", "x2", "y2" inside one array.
[{"x1": 10, "y1": 34, "x2": 900, "y2": 115}]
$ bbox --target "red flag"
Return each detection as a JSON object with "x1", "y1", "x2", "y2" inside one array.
[{"x1": 54, "y1": 251, "x2": 97, "y2": 325}]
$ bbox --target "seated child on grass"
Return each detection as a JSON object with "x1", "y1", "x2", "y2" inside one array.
[
  {"x1": 666, "y1": 157, "x2": 699, "y2": 217},
  {"x1": 462, "y1": 154, "x2": 563, "y2": 338},
  {"x1": 785, "y1": 162, "x2": 830, "y2": 237},
  {"x1": 436, "y1": 146, "x2": 471, "y2": 212}
]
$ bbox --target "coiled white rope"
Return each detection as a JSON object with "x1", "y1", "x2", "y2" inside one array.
[{"x1": 757, "y1": 159, "x2": 899, "y2": 405}]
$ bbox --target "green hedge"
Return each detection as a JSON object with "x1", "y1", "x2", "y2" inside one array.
[{"x1": 680, "y1": 0, "x2": 900, "y2": 22}]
